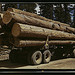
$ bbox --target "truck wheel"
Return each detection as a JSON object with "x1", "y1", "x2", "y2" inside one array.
[
  {"x1": 28, "y1": 51, "x2": 42, "y2": 65},
  {"x1": 43, "y1": 50, "x2": 51, "y2": 63}
]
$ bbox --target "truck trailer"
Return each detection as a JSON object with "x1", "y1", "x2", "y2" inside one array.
[{"x1": 0, "y1": 8, "x2": 75, "y2": 65}]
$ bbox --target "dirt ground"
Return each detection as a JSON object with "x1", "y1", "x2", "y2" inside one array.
[{"x1": 0, "y1": 49, "x2": 75, "y2": 69}]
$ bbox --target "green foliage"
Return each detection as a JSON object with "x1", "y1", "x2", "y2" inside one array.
[
  {"x1": 4, "y1": 3, "x2": 17, "y2": 11},
  {"x1": 39, "y1": 3, "x2": 53, "y2": 19},
  {"x1": 19, "y1": 3, "x2": 36, "y2": 13},
  {"x1": 54, "y1": 4, "x2": 71, "y2": 25}
]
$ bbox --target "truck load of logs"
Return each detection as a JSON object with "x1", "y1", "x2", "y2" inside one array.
[
  {"x1": 13, "y1": 40, "x2": 75, "y2": 47},
  {"x1": 0, "y1": 8, "x2": 75, "y2": 47},
  {"x1": 2, "y1": 11, "x2": 75, "y2": 33}
]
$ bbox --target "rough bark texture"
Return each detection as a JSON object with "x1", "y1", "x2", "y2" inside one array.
[
  {"x1": 66, "y1": 27, "x2": 75, "y2": 33},
  {"x1": 7, "y1": 8, "x2": 70, "y2": 27},
  {"x1": 12, "y1": 23, "x2": 75, "y2": 40},
  {"x1": 11, "y1": 39, "x2": 75, "y2": 47},
  {"x1": 2, "y1": 11, "x2": 53, "y2": 28},
  {"x1": 2, "y1": 11, "x2": 73, "y2": 33},
  {"x1": 12, "y1": 39, "x2": 45, "y2": 47}
]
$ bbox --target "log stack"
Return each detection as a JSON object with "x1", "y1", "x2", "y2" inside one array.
[{"x1": 0, "y1": 8, "x2": 75, "y2": 47}]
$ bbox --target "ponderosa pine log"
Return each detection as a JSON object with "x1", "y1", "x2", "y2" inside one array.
[
  {"x1": 11, "y1": 39, "x2": 45, "y2": 47},
  {"x1": 3, "y1": 11, "x2": 70, "y2": 33},
  {"x1": 12, "y1": 23, "x2": 75, "y2": 40},
  {"x1": 0, "y1": 13, "x2": 3, "y2": 18},
  {"x1": 11, "y1": 39, "x2": 75, "y2": 47},
  {"x1": 2, "y1": 11, "x2": 54, "y2": 29},
  {"x1": 66, "y1": 27, "x2": 75, "y2": 33},
  {"x1": 7, "y1": 8, "x2": 70, "y2": 27}
]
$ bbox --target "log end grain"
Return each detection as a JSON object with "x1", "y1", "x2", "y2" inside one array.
[
  {"x1": 0, "y1": 13, "x2": 3, "y2": 19},
  {"x1": 12, "y1": 23, "x2": 21, "y2": 37},
  {"x1": 2, "y1": 11, "x2": 12, "y2": 24}
]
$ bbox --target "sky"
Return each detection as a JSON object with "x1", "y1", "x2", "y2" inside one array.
[{"x1": 34, "y1": 3, "x2": 40, "y2": 15}]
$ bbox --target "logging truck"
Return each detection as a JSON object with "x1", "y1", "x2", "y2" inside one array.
[{"x1": 0, "y1": 8, "x2": 75, "y2": 65}]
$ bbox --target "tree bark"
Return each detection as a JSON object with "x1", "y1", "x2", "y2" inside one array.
[
  {"x1": 3, "y1": 11, "x2": 72, "y2": 33},
  {"x1": 12, "y1": 23, "x2": 75, "y2": 40},
  {"x1": 2, "y1": 11, "x2": 53, "y2": 28},
  {"x1": 66, "y1": 27, "x2": 75, "y2": 33},
  {"x1": 7, "y1": 8, "x2": 70, "y2": 27},
  {"x1": 11, "y1": 39, "x2": 75, "y2": 47}
]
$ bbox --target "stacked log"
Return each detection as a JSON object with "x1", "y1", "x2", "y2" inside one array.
[
  {"x1": 0, "y1": 8, "x2": 75, "y2": 47},
  {"x1": 12, "y1": 23, "x2": 75, "y2": 40},
  {"x1": 2, "y1": 11, "x2": 75, "y2": 34},
  {"x1": 7, "y1": 8, "x2": 70, "y2": 27},
  {"x1": 12, "y1": 40, "x2": 75, "y2": 47}
]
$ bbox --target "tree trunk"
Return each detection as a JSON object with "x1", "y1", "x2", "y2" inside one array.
[
  {"x1": 66, "y1": 27, "x2": 75, "y2": 33},
  {"x1": 11, "y1": 39, "x2": 75, "y2": 47},
  {"x1": 2, "y1": 11, "x2": 53, "y2": 28},
  {"x1": 7, "y1": 8, "x2": 70, "y2": 27},
  {"x1": 12, "y1": 23, "x2": 75, "y2": 40},
  {"x1": 3, "y1": 11, "x2": 72, "y2": 33}
]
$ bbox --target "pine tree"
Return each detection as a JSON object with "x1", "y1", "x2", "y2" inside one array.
[
  {"x1": 19, "y1": 3, "x2": 36, "y2": 13},
  {"x1": 4, "y1": 3, "x2": 17, "y2": 11},
  {"x1": 54, "y1": 4, "x2": 64, "y2": 22},
  {"x1": 39, "y1": 3, "x2": 53, "y2": 19},
  {"x1": 73, "y1": 5, "x2": 75, "y2": 27},
  {"x1": 64, "y1": 4, "x2": 71, "y2": 24},
  {"x1": 54, "y1": 4, "x2": 71, "y2": 25}
]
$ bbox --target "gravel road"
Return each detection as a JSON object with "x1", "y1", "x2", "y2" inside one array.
[
  {"x1": 0, "y1": 57, "x2": 75, "y2": 69},
  {"x1": 0, "y1": 49, "x2": 75, "y2": 69}
]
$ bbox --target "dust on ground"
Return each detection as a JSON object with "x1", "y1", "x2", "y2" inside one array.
[{"x1": 0, "y1": 49, "x2": 75, "y2": 69}]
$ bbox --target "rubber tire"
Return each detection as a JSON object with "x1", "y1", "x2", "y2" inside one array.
[
  {"x1": 43, "y1": 50, "x2": 51, "y2": 63},
  {"x1": 28, "y1": 51, "x2": 42, "y2": 65}
]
